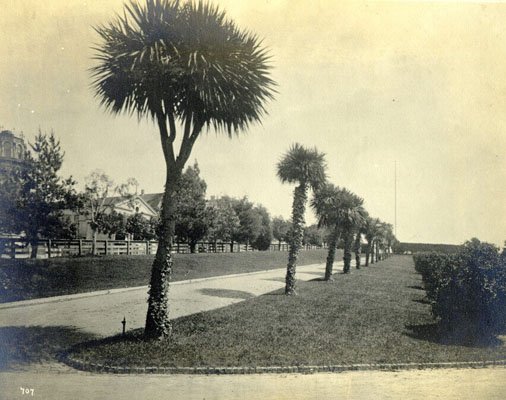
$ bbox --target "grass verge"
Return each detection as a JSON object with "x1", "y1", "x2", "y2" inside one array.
[
  {"x1": 67, "y1": 255, "x2": 506, "y2": 369},
  {"x1": 0, "y1": 249, "x2": 331, "y2": 303}
]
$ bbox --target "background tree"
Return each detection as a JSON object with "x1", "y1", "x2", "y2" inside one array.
[
  {"x1": 251, "y1": 204, "x2": 273, "y2": 251},
  {"x1": 96, "y1": 210, "x2": 126, "y2": 239},
  {"x1": 303, "y1": 224, "x2": 327, "y2": 247},
  {"x1": 173, "y1": 162, "x2": 209, "y2": 253},
  {"x1": 206, "y1": 196, "x2": 240, "y2": 249},
  {"x1": 231, "y1": 197, "x2": 263, "y2": 250},
  {"x1": 93, "y1": 0, "x2": 275, "y2": 338},
  {"x1": 126, "y1": 213, "x2": 158, "y2": 240},
  {"x1": 277, "y1": 143, "x2": 327, "y2": 294},
  {"x1": 272, "y1": 216, "x2": 291, "y2": 250},
  {"x1": 82, "y1": 170, "x2": 116, "y2": 255},
  {"x1": 82, "y1": 170, "x2": 138, "y2": 254},
  {"x1": 0, "y1": 132, "x2": 80, "y2": 258}
]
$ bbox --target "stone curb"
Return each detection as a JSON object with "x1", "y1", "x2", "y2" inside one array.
[
  {"x1": 59, "y1": 353, "x2": 506, "y2": 375},
  {"x1": 0, "y1": 263, "x2": 330, "y2": 310}
]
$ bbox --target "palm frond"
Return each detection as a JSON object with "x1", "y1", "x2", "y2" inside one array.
[
  {"x1": 91, "y1": 0, "x2": 276, "y2": 132},
  {"x1": 276, "y1": 143, "x2": 327, "y2": 190}
]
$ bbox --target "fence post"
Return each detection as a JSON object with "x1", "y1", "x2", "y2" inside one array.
[
  {"x1": 127, "y1": 239, "x2": 130, "y2": 255},
  {"x1": 47, "y1": 239, "x2": 52, "y2": 258},
  {"x1": 146, "y1": 240, "x2": 149, "y2": 255},
  {"x1": 11, "y1": 240, "x2": 16, "y2": 259},
  {"x1": 78, "y1": 239, "x2": 82, "y2": 256},
  {"x1": 104, "y1": 240, "x2": 108, "y2": 256}
]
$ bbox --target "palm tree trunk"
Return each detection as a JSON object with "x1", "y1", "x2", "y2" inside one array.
[
  {"x1": 365, "y1": 240, "x2": 370, "y2": 266},
  {"x1": 353, "y1": 233, "x2": 361, "y2": 269},
  {"x1": 286, "y1": 184, "x2": 307, "y2": 295},
  {"x1": 343, "y1": 230, "x2": 353, "y2": 273},
  {"x1": 324, "y1": 226, "x2": 340, "y2": 281},
  {"x1": 145, "y1": 170, "x2": 180, "y2": 339},
  {"x1": 370, "y1": 241, "x2": 375, "y2": 264}
]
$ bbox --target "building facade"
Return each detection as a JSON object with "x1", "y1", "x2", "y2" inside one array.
[{"x1": 0, "y1": 129, "x2": 28, "y2": 179}]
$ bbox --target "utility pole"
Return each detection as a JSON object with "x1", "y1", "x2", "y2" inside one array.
[{"x1": 394, "y1": 160, "x2": 397, "y2": 238}]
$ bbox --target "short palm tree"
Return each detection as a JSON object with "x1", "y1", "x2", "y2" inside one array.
[
  {"x1": 337, "y1": 191, "x2": 366, "y2": 274},
  {"x1": 277, "y1": 144, "x2": 326, "y2": 294},
  {"x1": 92, "y1": 0, "x2": 275, "y2": 339},
  {"x1": 353, "y1": 210, "x2": 369, "y2": 269},
  {"x1": 311, "y1": 184, "x2": 341, "y2": 281},
  {"x1": 364, "y1": 217, "x2": 381, "y2": 266},
  {"x1": 311, "y1": 185, "x2": 365, "y2": 278}
]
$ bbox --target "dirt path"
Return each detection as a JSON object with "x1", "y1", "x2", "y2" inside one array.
[
  {"x1": 1, "y1": 367, "x2": 505, "y2": 400},
  {"x1": 0, "y1": 262, "x2": 337, "y2": 337}
]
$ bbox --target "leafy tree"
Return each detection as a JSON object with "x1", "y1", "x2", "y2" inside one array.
[
  {"x1": 231, "y1": 197, "x2": 263, "y2": 249},
  {"x1": 206, "y1": 196, "x2": 240, "y2": 248},
  {"x1": 92, "y1": 0, "x2": 275, "y2": 338},
  {"x1": 126, "y1": 213, "x2": 157, "y2": 240},
  {"x1": 251, "y1": 205, "x2": 273, "y2": 251},
  {"x1": 303, "y1": 224, "x2": 327, "y2": 247},
  {"x1": 82, "y1": 170, "x2": 138, "y2": 254},
  {"x1": 83, "y1": 170, "x2": 115, "y2": 254},
  {"x1": 173, "y1": 162, "x2": 209, "y2": 253},
  {"x1": 96, "y1": 210, "x2": 126, "y2": 239},
  {"x1": 272, "y1": 216, "x2": 291, "y2": 250},
  {"x1": 0, "y1": 132, "x2": 80, "y2": 258},
  {"x1": 277, "y1": 143, "x2": 327, "y2": 294}
]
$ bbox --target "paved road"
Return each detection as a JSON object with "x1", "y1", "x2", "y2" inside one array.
[{"x1": 0, "y1": 262, "x2": 337, "y2": 337}]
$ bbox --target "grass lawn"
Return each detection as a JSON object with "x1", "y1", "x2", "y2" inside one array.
[
  {"x1": 67, "y1": 255, "x2": 506, "y2": 369},
  {"x1": 0, "y1": 249, "x2": 331, "y2": 303}
]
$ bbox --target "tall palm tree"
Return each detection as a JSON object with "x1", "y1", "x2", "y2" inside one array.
[
  {"x1": 277, "y1": 144, "x2": 326, "y2": 294},
  {"x1": 92, "y1": 0, "x2": 275, "y2": 339}
]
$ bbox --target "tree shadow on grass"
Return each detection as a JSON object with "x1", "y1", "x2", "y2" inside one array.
[
  {"x1": 0, "y1": 326, "x2": 98, "y2": 370},
  {"x1": 199, "y1": 288, "x2": 255, "y2": 300},
  {"x1": 408, "y1": 285, "x2": 425, "y2": 291},
  {"x1": 301, "y1": 271, "x2": 326, "y2": 276},
  {"x1": 412, "y1": 298, "x2": 431, "y2": 305},
  {"x1": 405, "y1": 323, "x2": 504, "y2": 348}
]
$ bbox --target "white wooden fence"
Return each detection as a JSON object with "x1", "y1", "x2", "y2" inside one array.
[{"x1": 0, "y1": 238, "x2": 325, "y2": 259}]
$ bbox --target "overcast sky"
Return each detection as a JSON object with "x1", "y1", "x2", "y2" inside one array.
[{"x1": 1, "y1": 0, "x2": 505, "y2": 246}]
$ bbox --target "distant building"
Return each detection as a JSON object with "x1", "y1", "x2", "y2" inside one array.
[
  {"x1": 72, "y1": 193, "x2": 163, "y2": 239},
  {"x1": 0, "y1": 129, "x2": 28, "y2": 178}
]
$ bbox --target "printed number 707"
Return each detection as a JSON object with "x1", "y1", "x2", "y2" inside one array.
[{"x1": 20, "y1": 388, "x2": 34, "y2": 396}]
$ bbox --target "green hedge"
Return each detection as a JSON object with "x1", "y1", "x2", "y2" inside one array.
[{"x1": 413, "y1": 239, "x2": 506, "y2": 338}]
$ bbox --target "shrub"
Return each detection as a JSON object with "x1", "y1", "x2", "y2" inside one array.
[{"x1": 413, "y1": 239, "x2": 506, "y2": 338}]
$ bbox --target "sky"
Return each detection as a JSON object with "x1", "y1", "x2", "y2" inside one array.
[{"x1": 1, "y1": 0, "x2": 505, "y2": 246}]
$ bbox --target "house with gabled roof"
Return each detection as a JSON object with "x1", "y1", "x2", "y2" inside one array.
[{"x1": 72, "y1": 194, "x2": 161, "y2": 239}]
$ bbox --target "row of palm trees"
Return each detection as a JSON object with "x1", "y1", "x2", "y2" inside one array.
[{"x1": 277, "y1": 143, "x2": 397, "y2": 295}]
